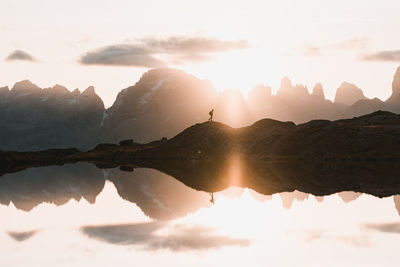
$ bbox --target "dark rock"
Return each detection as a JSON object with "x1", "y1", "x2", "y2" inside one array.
[
  {"x1": 119, "y1": 165, "x2": 134, "y2": 172},
  {"x1": 119, "y1": 139, "x2": 134, "y2": 146}
]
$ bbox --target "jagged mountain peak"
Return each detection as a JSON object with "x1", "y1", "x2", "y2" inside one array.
[
  {"x1": 52, "y1": 84, "x2": 70, "y2": 94},
  {"x1": 387, "y1": 66, "x2": 400, "y2": 104},
  {"x1": 277, "y1": 77, "x2": 310, "y2": 99},
  {"x1": 392, "y1": 66, "x2": 400, "y2": 93},
  {"x1": 0, "y1": 86, "x2": 9, "y2": 94},
  {"x1": 277, "y1": 77, "x2": 293, "y2": 96},
  {"x1": 334, "y1": 81, "x2": 366, "y2": 106},
  {"x1": 312, "y1": 83, "x2": 325, "y2": 99},
  {"x1": 248, "y1": 84, "x2": 271, "y2": 101},
  {"x1": 11, "y1": 80, "x2": 41, "y2": 92},
  {"x1": 82, "y1": 86, "x2": 96, "y2": 95},
  {"x1": 293, "y1": 84, "x2": 309, "y2": 95}
]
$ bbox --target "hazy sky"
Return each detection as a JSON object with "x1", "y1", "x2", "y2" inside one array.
[{"x1": 1, "y1": 0, "x2": 400, "y2": 106}]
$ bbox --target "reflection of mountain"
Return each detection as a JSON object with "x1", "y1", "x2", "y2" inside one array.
[
  {"x1": 0, "y1": 164, "x2": 209, "y2": 220},
  {"x1": 393, "y1": 195, "x2": 400, "y2": 216},
  {"x1": 0, "y1": 163, "x2": 105, "y2": 211},
  {"x1": 2, "y1": 160, "x2": 400, "y2": 216},
  {"x1": 280, "y1": 191, "x2": 310, "y2": 209},
  {"x1": 338, "y1": 192, "x2": 363, "y2": 203},
  {"x1": 107, "y1": 168, "x2": 210, "y2": 220},
  {"x1": 2, "y1": 67, "x2": 400, "y2": 151},
  {"x1": 134, "y1": 158, "x2": 400, "y2": 198}
]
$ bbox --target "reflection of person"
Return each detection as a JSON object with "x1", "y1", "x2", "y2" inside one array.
[
  {"x1": 208, "y1": 109, "x2": 214, "y2": 122},
  {"x1": 210, "y1": 192, "x2": 215, "y2": 204}
]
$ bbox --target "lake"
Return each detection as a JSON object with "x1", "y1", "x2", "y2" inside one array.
[{"x1": 1, "y1": 163, "x2": 399, "y2": 266}]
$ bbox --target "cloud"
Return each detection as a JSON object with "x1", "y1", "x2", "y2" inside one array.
[
  {"x1": 301, "y1": 44, "x2": 320, "y2": 57},
  {"x1": 362, "y1": 50, "x2": 400, "y2": 62},
  {"x1": 79, "y1": 36, "x2": 249, "y2": 67},
  {"x1": 79, "y1": 45, "x2": 166, "y2": 68},
  {"x1": 364, "y1": 222, "x2": 400, "y2": 233},
  {"x1": 141, "y1": 36, "x2": 248, "y2": 55},
  {"x1": 7, "y1": 230, "x2": 38, "y2": 242},
  {"x1": 6, "y1": 50, "x2": 37, "y2": 62},
  {"x1": 300, "y1": 37, "x2": 369, "y2": 57},
  {"x1": 81, "y1": 222, "x2": 250, "y2": 251},
  {"x1": 331, "y1": 37, "x2": 370, "y2": 50}
]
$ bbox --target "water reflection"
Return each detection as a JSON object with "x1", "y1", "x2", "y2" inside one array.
[
  {"x1": 7, "y1": 230, "x2": 38, "y2": 242},
  {"x1": 0, "y1": 164, "x2": 210, "y2": 220},
  {"x1": 0, "y1": 163, "x2": 104, "y2": 211},
  {"x1": 81, "y1": 222, "x2": 249, "y2": 251},
  {"x1": 107, "y1": 168, "x2": 210, "y2": 220},
  {"x1": 1, "y1": 164, "x2": 400, "y2": 266}
]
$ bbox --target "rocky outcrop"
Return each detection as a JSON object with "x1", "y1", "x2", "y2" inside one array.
[
  {"x1": 311, "y1": 83, "x2": 325, "y2": 100},
  {"x1": 334, "y1": 82, "x2": 367, "y2": 106},
  {"x1": 345, "y1": 98, "x2": 386, "y2": 118},
  {"x1": 387, "y1": 67, "x2": 400, "y2": 103},
  {"x1": 276, "y1": 77, "x2": 294, "y2": 98}
]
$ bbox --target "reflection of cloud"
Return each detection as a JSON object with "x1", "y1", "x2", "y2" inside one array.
[
  {"x1": 301, "y1": 230, "x2": 370, "y2": 247},
  {"x1": 79, "y1": 36, "x2": 248, "y2": 67},
  {"x1": 365, "y1": 222, "x2": 400, "y2": 233},
  {"x1": 336, "y1": 235, "x2": 370, "y2": 247},
  {"x1": 362, "y1": 50, "x2": 400, "y2": 62},
  {"x1": 81, "y1": 222, "x2": 250, "y2": 251},
  {"x1": 7, "y1": 230, "x2": 38, "y2": 242},
  {"x1": 302, "y1": 229, "x2": 324, "y2": 242},
  {"x1": 6, "y1": 50, "x2": 37, "y2": 62}
]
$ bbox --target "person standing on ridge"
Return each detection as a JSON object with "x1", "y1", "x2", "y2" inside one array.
[{"x1": 208, "y1": 109, "x2": 214, "y2": 122}]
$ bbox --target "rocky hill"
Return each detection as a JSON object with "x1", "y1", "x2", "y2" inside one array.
[{"x1": 129, "y1": 110, "x2": 400, "y2": 160}]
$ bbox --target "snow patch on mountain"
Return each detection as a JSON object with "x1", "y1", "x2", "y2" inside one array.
[{"x1": 140, "y1": 80, "x2": 164, "y2": 105}]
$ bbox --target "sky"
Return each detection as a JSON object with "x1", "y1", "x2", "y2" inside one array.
[{"x1": 1, "y1": 0, "x2": 400, "y2": 106}]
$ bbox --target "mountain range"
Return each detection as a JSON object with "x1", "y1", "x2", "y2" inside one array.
[{"x1": 1, "y1": 67, "x2": 400, "y2": 151}]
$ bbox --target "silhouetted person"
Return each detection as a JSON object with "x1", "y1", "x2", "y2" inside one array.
[
  {"x1": 208, "y1": 109, "x2": 214, "y2": 122},
  {"x1": 210, "y1": 192, "x2": 215, "y2": 204}
]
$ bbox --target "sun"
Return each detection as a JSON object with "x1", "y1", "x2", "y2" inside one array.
[
  {"x1": 175, "y1": 188, "x2": 284, "y2": 239},
  {"x1": 181, "y1": 48, "x2": 285, "y2": 95}
]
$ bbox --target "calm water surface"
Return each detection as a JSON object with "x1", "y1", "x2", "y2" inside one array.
[{"x1": 1, "y1": 163, "x2": 400, "y2": 267}]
